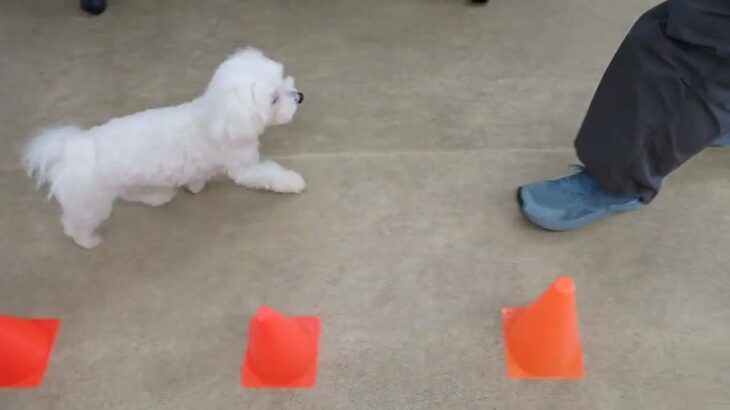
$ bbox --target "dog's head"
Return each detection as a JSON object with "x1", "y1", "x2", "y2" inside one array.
[{"x1": 204, "y1": 48, "x2": 302, "y2": 140}]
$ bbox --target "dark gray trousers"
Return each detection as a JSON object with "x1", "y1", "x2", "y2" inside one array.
[{"x1": 575, "y1": 0, "x2": 730, "y2": 202}]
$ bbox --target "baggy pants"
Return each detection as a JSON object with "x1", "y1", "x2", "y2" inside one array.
[{"x1": 575, "y1": 0, "x2": 730, "y2": 202}]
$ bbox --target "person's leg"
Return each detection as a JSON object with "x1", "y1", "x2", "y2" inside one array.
[
  {"x1": 519, "y1": 0, "x2": 730, "y2": 231},
  {"x1": 671, "y1": 0, "x2": 730, "y2": 151},
  {"x1": 576, "y1": 0, "x2": 730, "y2": 202}
]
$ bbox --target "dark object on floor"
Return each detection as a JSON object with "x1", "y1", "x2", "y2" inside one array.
[
  {"x1": 471, "y1": 0, "x2": 490, "y2": 4},
  {"x1": 81, "y1": 0, "x2": 106, "y2": 15}
]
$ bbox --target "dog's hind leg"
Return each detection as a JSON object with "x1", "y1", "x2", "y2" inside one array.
[
  {"x1": 56, "y1": 186, "x2": 115, "y2": 249},
  {"x1": 62, "y1": 216, "x2": 106, "y2": 249},
  {"x1": 121, "y1": 187, "x2": 177, "y2": 207}
]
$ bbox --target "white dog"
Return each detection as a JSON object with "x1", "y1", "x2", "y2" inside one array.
[{"x1": 23, "y1": 48, "x2": 305, "y2": 249}]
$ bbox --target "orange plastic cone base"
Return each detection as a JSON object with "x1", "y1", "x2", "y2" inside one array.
[
  {"x1": 241, "y1": 307, "x2": 320, "y2": 388},
  {"x1": 0, "y1": 316, "x2": 60, "y2": 388},
  {"x1": 502, "y1": 276, "x2": 584, "y2": 379}
]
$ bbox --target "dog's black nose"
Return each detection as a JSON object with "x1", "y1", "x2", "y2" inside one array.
[{"x1": 295, "y1": 92, "x2": 304, "y2": 104}]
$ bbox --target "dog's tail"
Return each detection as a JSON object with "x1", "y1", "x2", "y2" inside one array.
[{"x1": 22, "y1": 125, "x2": 88, "y2": 199}]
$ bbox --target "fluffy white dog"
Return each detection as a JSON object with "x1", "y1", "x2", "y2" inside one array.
[{"x1": 23, "y1": 48, "x2": 305, "y2": 249}]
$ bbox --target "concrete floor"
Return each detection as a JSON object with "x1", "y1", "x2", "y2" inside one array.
[{"x1": 1, "y1": 0, "x2": 728, "y2": 408}]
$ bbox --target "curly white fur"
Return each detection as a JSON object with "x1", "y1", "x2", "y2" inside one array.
[{"x1": 22, "y1": 48, "x2": 304, "y2": 249}]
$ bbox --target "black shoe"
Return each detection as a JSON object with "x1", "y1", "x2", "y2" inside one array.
[{"x1": 81, "y1": 0, "x2": 107, "y2": 15}]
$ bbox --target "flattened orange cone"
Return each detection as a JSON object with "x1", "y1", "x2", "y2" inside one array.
[
  {"x1": 0, "y1": 314, "x2": 60, "y2": 388},
  {"x1": 502, "y1": 276, "x2": 584, "y2": 379},
  {"x1": 241, "y1": 307, "x2": 320, "y2": 388}
]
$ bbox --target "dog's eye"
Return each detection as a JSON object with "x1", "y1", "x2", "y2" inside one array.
[{"x1": 271, "y1": 96, "x2": 279, "y2": 105}]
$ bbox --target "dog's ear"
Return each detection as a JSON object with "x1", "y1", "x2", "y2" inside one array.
[
  {"x1": 211, "y1": 79, "x2": 275, "y2": 141},
  {"x1": 249, "y1": 80, "x2": 276, "y2": 126}
]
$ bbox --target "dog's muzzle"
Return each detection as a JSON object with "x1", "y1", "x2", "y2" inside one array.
[{"x1": 294, "y1": 92, "x2": 304, "y2": 104}]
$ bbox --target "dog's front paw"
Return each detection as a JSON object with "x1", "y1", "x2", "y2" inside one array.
[
  {"x1": 73, "y1": 233, "x2": 103, "y2": 249},
  {"x1": 186, "y1": 180, "x2": 206, "y2": 194},
  {"x1": 272, "y1": 171, "x2": 306, "y2": 194}
]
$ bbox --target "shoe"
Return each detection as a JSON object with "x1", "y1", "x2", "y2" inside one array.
[
  {"x1": 518, "y1": 168, "x2": 643, "y2": 231},
  {"x1": 711, "y1": 133, "x2": 730, "y2": 147},
  {"x1": 81, "y1": 0, "x2": 106, "y2": 15}
]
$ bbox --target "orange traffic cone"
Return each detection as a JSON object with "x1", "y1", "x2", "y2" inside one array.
[
  {"x1": 501, "y1": 276, "x2": 584, "y2": 379},
  {"x1": 0, "y1": 314, "x2": 60, "y2": 388},
  {"x1": 241, "y1": 307, "x2": 320, "y2": 388}
]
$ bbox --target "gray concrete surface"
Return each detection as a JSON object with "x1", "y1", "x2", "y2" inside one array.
[{"x1": 1, "y1": 0, "x2": 728, "y2": 409}]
